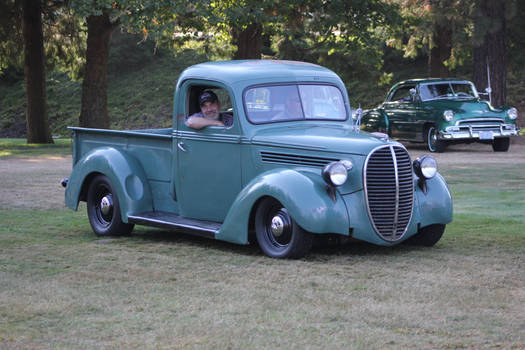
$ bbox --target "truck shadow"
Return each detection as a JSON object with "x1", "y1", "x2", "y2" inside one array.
[{"x1": 126, "y1": 228, "x2": 422, "y2": 259}]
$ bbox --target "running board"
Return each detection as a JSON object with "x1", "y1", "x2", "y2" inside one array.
[{"x1": 127, "y1": 211, "x2": 220, "y2": 239}]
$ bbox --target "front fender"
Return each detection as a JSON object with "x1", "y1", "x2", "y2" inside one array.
[
  {"x1": 361, "y1": 109, "x2": 389, "y2": 133},
  {"x1": 411, "y1": 173, "x2": 453, "y2": 229},
  {"x1": 216, "y1": 169, "x2": 350, "y2": 244},
  {"x1": 65, "y1": 147, "x2": 153, "y2": 222}
]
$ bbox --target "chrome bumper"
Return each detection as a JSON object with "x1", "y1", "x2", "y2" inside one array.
[{"x1": 440, "y1": 125, "x2": 520, "y2": 140}]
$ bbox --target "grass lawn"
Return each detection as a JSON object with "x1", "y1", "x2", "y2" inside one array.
[{"x1": 0, "y1": 141, "x2": 524, "y2": 349}]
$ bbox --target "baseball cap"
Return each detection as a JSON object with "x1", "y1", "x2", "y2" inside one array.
[{"x1": 199, "y1": 90, "x2": 218, "y2": 106}]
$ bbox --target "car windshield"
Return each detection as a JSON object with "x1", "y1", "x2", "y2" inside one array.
[
  {"x1": 244, "y1": 84, "x2": 347, "y2": 124},
  {"x1": 419, "y1": 82, "x2": 478, "y2": 101}
]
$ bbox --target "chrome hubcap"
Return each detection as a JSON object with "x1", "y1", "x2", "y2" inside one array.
[
  {"x1": 100, "y1": 195, "x2": 113, "y2": 216},
  {"x1": 271, "y1": 216, "x2": 285, "y2": 237}
]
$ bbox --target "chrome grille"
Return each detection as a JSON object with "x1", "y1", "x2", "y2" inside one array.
[
  {"x1": 364, "y1": 145, "x2": 413, "y2": 241},
  {"x1": 457, "y1": 118, "x2": 504, "y2": 132},
  {"x1": 260, "y1": 151, "x2": 339, "y2": 167}
]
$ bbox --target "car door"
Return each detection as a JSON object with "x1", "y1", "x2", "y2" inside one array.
[
  {"x1": 175, "y1": 81, "x2": 242, "y2": 222},
  {"x1": 383, "y1": 85, "x2": 417, "y2": 140}
]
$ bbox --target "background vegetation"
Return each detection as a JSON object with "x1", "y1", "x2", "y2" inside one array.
[{"x1": 1, "y1": 0, "x2": 524, "y2": 139}]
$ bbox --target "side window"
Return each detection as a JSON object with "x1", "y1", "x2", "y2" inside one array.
[
  {"x1": 389, "y1": 86, "x2": 415, "y2": 102},
  {"x1": 184, "y1": 85, "x2": 235, "y2": 129}
]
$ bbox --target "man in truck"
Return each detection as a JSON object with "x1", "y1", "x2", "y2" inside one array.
[{"x1": 185, "y1": 90, "x2": 234, "y2": 129}]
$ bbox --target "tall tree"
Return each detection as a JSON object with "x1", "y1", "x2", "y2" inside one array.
[
  {"x1": 22, "y1": 0, "x2": 53, "y2": 143},
  {"x1": 79, "y1": 11, "x2": 119, "y2": 128},
  {"x1": 472, "y1": 0, "x2": 513, "y2": 107}
]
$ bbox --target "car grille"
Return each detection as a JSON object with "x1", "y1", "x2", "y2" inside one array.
[
  {"x1": 457, "y1": 118, "x2": 505, "y2": 133},
  {"x1": 364, "y1": 145, "x2": 413, "y2": 241}
]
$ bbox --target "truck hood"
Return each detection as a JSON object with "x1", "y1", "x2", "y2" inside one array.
[{"x1": 250, "y1": 124, "x2": 393, "y2": 156}]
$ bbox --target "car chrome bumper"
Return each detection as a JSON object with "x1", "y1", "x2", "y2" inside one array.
[{"x1": 440, "y1": 125, "x2": 520, "y2": 140}]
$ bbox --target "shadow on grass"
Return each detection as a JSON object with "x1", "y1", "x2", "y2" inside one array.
[{"x1": 118, "y1": 226, "x2": 423, "y2": 260}]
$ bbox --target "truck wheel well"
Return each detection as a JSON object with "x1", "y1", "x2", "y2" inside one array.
[
  {"x1": 79, "y1": 172, "x2": 104, "y2": 202},
  {"x1": 248, "y1": 196, "x2": 270, "y2": 245}
]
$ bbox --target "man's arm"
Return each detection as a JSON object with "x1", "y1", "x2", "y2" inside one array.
[{"x1": 186, "y1": 116, "x2": 225, "y2": 130}]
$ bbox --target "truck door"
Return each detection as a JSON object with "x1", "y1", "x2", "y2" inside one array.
[{"x1": 175, "y1": 83, "x2": 242, "y2": 223}]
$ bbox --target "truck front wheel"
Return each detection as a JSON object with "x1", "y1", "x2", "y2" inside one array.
[
  {"x1": 403, "y1": 224, "x2": 445, "y2": 247},
  {"x1": 87, "y1": 175, "x2": 134, "y2": 236},
  {"x1": 255, "y1": 197, "x2": 313, "y2": 259}
]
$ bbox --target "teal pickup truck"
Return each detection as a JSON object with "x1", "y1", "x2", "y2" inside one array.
[{"x1": 62, "y1": 60, "x2": 452, "y2": 259}]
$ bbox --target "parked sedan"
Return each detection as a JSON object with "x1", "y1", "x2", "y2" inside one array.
[{"x1": 361, "y1": 78, "x2": 520, "y2": 152}]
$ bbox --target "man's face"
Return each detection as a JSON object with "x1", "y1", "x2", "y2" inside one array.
[{"x1": 201, "y1": 101, "x2": 220, "y2": 120}]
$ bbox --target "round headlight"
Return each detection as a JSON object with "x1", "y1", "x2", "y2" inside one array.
[
  {"x1": 508, "y1": 107, "x2": 518, "y2": 120},
  {"x1": 443, "y1": 110, "x2": 454, "y2": 122},
  {"x1": 322, "y1": 162, "x2": 348, "y2": 186},
  {"x1": 413, "y1": 156, "x2": 438, "y2": 180}
]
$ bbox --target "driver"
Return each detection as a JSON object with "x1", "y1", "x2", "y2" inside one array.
[{"x1": 186, "y1": 90, "x2": 233, "y2": 129}]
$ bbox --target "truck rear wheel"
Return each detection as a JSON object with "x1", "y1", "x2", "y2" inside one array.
[
  {"x1": 255, "y1": 197, "x2": 312, "y2": 259},
  {"x1": 87, "y1": 175, "x2": 134, "y2": 236}
]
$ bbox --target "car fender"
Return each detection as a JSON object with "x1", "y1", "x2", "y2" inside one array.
[
  {"x1": 65, "y1": 147, "x2": 153, "y2": 222},
  {"x1": 411, "y1": 173, "x2": 453, "y2": 229},
  {"x1": 216, "y1": 168, "x2": 350, "y2": 244},
  {"x1": 362, "y1": 109, "x2": 389, "y2": 134}
]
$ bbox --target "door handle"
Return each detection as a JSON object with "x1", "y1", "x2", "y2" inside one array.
[{"x1": 177, "y1": 142, "x2": 187, "y2": 152}]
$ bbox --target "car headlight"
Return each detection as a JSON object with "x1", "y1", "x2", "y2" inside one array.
[
  {"x1": 413, "y1": 156, "x2": 437, "y2": 180},
  {"x1": 443, "y1": 110, "x2": 454, "y2": 122},
  {"x1": 508, "y1": 107, "x2": 518, "y2": 120},
  {"x1": 322, "y1": 161, "x2": 348, "y2": 186}
]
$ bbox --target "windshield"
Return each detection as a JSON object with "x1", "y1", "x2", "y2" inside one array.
[
  {"x1": 419, "y1": 82, "x2": 478, "y2": 101},
  {"x1": 244, "y1": 84, "x2": 347, "y2": 124}
]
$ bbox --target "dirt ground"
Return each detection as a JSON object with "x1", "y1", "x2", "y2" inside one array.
[{"x1": 1, "y1": 143, "x2": 524, "y2": 210}]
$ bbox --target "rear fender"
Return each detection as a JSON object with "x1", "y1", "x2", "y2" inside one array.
[
  {"x1": 216, "y1": 169, "x2": 350, "y2": 244},
  {"x1": 65, "y1": 147, "x2": 153, "y2": 222}
]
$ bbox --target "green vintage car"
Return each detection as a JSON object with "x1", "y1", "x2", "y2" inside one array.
[
  {"x1": 62, "y1": 60, "x2": 452, "y2": 259},
  {"x1": 361, "y1": 78, "x2": 520, "y2": 152}
]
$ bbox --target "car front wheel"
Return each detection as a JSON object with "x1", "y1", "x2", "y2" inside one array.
[
  {"x1": 87, "y1": 175, "x2": 134, "y2": 236},
  {"x1": 492, "y1": 137, "x2": 510, "y2": 152},
  {"x1": 255, "y1": 197, "x2": 313, "y2": 259},
  {"x1": 426, "y1": 126, "x2": 447, "y2": 153}
]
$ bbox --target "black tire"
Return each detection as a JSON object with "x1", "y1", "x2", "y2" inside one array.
[
  {"x1": 255, "y1": 197, "x2": 313, "y2": 259},
  {"x1": 403, "y1": 224, "x2": 445, "y2": 247},
  {"x1": 426, "y1": 126, "x2": 447, "y2": 153},
  {"x1": 492, "y1": 137, "x2": 510, "y2": 152},
  {"x1": 87, "y1": 175, "x2": 134, "y2": 236}
]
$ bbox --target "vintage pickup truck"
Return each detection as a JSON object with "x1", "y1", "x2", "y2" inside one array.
[
  {"x1": 361, "y1": 78, "x2": 520, "y2": 152},
  {"x1": 62, "y1": 60, "x2": 452, "y2": 259}
]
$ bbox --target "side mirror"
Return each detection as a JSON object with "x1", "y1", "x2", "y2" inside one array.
[
  {"x1": 352, "y1": 107, "x2": 363, "y2": 131},
  {"x1": 409, "y1": 88, "x2": 418, "y2": 101}
]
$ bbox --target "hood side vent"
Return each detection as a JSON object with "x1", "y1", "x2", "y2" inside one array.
[{"x1": 260, "y1": 151, "x2": 339, "y2": 167}]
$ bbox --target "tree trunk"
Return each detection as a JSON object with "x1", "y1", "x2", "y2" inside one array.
[
  {"x1": 472, "y1": 0, "x2": 507, "y2": 107},
  {"x1": 22, "y1": 0, "x2": 53, "y2": 144},
  {"x1": 428, "y1": 24, "x2": 452, "y2": 78},
  {"x1": 79, "y1": 13, "x2": 118, "y2": 129},
  {"x1": 232, "y1": 23, "x2": 262, "y2": 60}
]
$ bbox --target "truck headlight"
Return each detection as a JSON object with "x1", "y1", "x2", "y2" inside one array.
[
  {"x1": 443, "y1": 110, "x2": 454, "y2": 122},
  {"x1": 413, "y1": 156, "x2": 437, "y2": 180},
  {"x1": 508, "y1": 107, "x2": 518, "y2": 120},
  {"x1": 322, "y1": 161, "x2": 348, "y2": 186}
]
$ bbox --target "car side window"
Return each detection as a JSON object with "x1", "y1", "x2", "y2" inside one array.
[{"x1": 389, "y1": 86, "x2": 415, "y2": 102}]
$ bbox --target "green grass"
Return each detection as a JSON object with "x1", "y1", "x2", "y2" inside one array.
[
  {"x1": 0, "y1": 138, "x2": 72, "y2": 158},
  {"x1": 0, "y1": 146, "x2": 524, "y2": 348}
]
